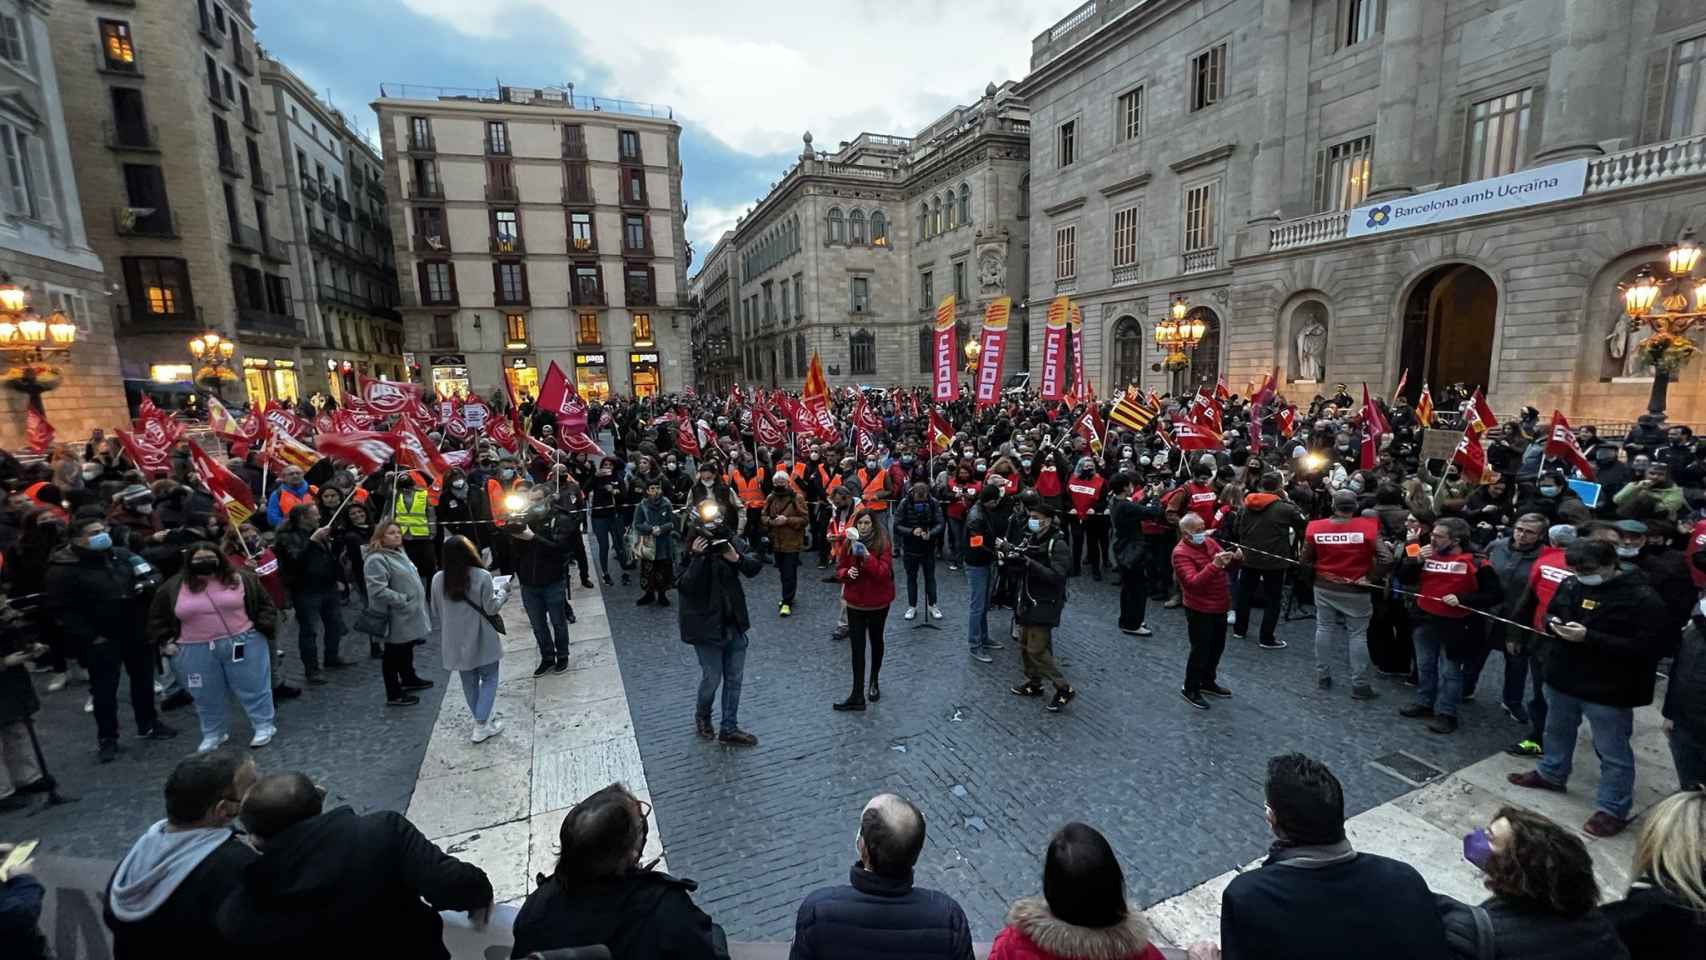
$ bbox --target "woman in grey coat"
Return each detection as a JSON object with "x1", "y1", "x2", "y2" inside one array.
[
  {"x1": 363, "y1": 521, "x2": 435, "y2": 706},
  {"x1": 430, "y1": 535, "x2": 507, "y2": 742}
]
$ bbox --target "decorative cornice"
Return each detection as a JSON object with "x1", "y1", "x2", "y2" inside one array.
[
  {"x1": 1168, "y1": 143, "x2": 1236, "y2": 174},
  {"x1": 1042, "y1": 195, "x2": 1087, "y2": 217},
  {"x1": 1099, "y1": 173, "x2": 1152, "y2": 197}
]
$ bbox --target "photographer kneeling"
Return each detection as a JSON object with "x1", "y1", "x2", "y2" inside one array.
[{"x1": 676, "y1": 499, "x2": 763, "y2": 747}]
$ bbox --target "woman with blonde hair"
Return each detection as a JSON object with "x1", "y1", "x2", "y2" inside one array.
[
  {"x1": 1605, "y1": 789, "x2": 1706, "y2": 958},
  {"x1": 362, "y1": 520, "x2": 434, "y2": 707}
]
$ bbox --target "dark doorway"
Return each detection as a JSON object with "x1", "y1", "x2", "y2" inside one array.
[
  {"x1": 1184, "y1": 307, "x2": 1220, "y2": 395},
  {"x1": 1398, "y1": 264, "x2": 1497, "y2": 397}
]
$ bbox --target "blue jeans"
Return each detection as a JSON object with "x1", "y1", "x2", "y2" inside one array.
[
  {"x1": 591, "y1": 515, "x2": 631, "y2": 573},
  {"x1": 1538, "y1": 684, "x2": 1636, "y2": 819},
  {"x1": 965, "y1": 563, "x2": 992, "y2": 651},
  {"x1": 1413, "y1": 617, "x2": 1466, "y2": 718},
  {"x1": 695, "y1": 627, "x2": 748, "y2": 734},
  {"x1": 458, "y1": 661, "x2": 500, "y2": 724},
  {"x1": 293, "y1": 589, "x2": 344, "y2": 668},
  {"x1": 520, "y1": 582, "x2": 570, "y2": 661},
  {"x1": 178, "y1": 629, "x2": 275, "y2": 744}
]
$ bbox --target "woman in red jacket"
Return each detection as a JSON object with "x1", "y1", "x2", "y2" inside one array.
[
  {"x1": 834, "y1": 508, "x2": 894, "y2": 712},
  {"x1": 989, "y1": 821, "x2": 1165, "y2": 960}
]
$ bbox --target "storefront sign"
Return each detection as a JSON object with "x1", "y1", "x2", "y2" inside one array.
[
  {"x1": 429, "y1": 354, "x2": 467, "y2": 367},
  {"x1": 629, "y1": 352, "x2": 659, "y2": 364},
  {"x1": 1347, "y1": 158, "x2": 1588, "y2": 239},
  {"x1": 575, "y1": 353, "x2": 607, "y2": 367}
]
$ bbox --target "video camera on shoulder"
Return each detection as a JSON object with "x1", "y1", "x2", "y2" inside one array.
[{"x1": 690, "y1": 499, "x2": 734, "y2": 548}]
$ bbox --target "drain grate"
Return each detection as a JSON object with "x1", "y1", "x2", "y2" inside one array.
[{"x1": 1369, "y1": 750, "x2": 1447, "y2": 787}]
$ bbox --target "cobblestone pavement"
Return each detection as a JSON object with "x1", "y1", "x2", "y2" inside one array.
[
  {"x1": 605, "y1": 553, "x2": 1523, "y2": 941},
  {"x1": 11, "y1": 597, "x2": 448, "y2": 859}
]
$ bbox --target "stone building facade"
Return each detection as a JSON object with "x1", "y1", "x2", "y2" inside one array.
[
  {"x1": 691, "y1": 230, "x2": 737, "y2": 395},
  {"x1": 722, "y1": 83, "x2": 1030, "y2": 391},
  {"x1": 260, "y1": 55, "x2": 404, "y2": 400},
  {"x1": 1019, "y1": 0, "x2": 1706, "y2": 421},
  {"x1": 47, "y1": 0, "x2": 305, "y2": 406},
  {"x1": 0, "y1": 0, "x2": 128, "y2": 444},
  {"x1": 372, "y1": 85, "x2": 691, "y2": 402}
]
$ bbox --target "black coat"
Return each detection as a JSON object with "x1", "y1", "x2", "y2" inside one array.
[
  {"x1": 1540, "y1": 570, "x2": 1666, "y2": 708},
  {"x1": 104, "y1": 834, "x2": 256, "y2": 960},
  {"x1": 1605, "y1": 882, "x2": 1706, "y2": 960},
  {"x1": 214, "y1": 808, "x2": 491, "y2": 960},
  {"x1": 1110, "y1": 496, "x2": 1163, "y2": 572},
  {"x1": 511, "y1": 869, "x2": 727, "y2": 960},
  {"x1": 675, "y1": 541, "x2": 763, "y2": 645},
  {"x1": 1222, "y1": 494, "x2": 1306, "y2": 570},
  {"x1": 1013, "y1": 529, "x2": 1069, "y2": 627},
  {"x1": 1663, "y1": 622, "x2": 1706, "y2": 755},
  {"x1": 44, "y1": 545, "x2": 153, "y2": 646},
  {"x1": 1219, "y1": 845, "x2": 1448, "y2": 960},
  {"x1": 272, "y1": 528, "x2": 344, "y2": 592},
  {"x1": 1438, "y1": 895, "x2": 1629, "y2": 960},
  {"x1": 893, "y1": 497, "x2": 943, "y2": 557},
  {"x1": 789, "y1": 864, "x2": 974, "y2": 960},
  {"x1": 508, "y1": 507, "x2": 572, "y2": 587}
]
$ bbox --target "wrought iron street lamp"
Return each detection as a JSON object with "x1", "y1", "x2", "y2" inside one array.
[
  {"x1": 188, "y1": 331, "x2": 237, "y2": 403},
  {"x1": 1620, "y1": 227, "x2": 1706, "y2": 418},
  {"x1": 0, "y1": 275, "x2": 78, "y2": 408},
  {"x1": 1153, "y1": 295, "x2": 1206, "y2": 372}
]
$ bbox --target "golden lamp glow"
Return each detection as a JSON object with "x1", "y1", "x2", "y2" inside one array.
[
  {"x1": 47, "y1": 312, "x2": 75, "y2": 345},
  {"x1": 1170, "y1": 295, "x2": 1189, "y2": 322},
  {"x1": 16, "y1": 317, "x2": 46, "y2": 344},
  {"x1": 0, "y1": 320, "x2": 17, "y2": 345},
  {"x1": 1668, "y1": 229, "x2": 1701, "y2": 277},
  {"x1": 188, "y1": 338, "x2": 205, "y2": 358},
  {"x1": 1624, "y1": 271, "x2": 1661, "y2": 318},
  {"x1": 219, "y1": 339, "x2": 235, "y2": 358},
  {"x1": 0, "y1": 281, "x2": 23, "y2": 315}
]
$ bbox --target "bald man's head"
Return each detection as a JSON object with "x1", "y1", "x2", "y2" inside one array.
[
  {"x1": 240, "y1": 772, "x2": 323, "y2": 842},
  {"x1": 857, "y1": 793, "x2": 925, "y2": 878}
]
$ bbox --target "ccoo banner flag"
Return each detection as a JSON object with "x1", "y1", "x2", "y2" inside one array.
[
  {"x1": 974, "y1": 297, "x2": 1011, "y2": 408},
  {"x1": 1040, "y1": 295, "x2": 1069, "y2": 401},
  {"x1": 931, "y1": 294, "x2": 957, "y2": 402}
]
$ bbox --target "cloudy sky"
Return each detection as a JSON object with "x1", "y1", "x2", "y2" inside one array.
[{"x1": 256, "y1": 0, "x2": 1065, "y2": 264}]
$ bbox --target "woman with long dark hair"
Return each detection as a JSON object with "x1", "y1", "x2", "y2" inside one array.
[
  {"x1": 833, "y1": 508, "x2": 894, "y2": 712},
  {"x1": 146, "y1": 542, "x2": 279, "y2": 751},
  {"x1": 430, "y1": 535, "x2": 506, "y2": 742},
  {"x1": 989, "y1": 821, "x2": 1164, "y2": 960}
]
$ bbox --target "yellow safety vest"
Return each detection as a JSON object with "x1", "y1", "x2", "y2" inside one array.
[{"x1": 394, "y1": 489, "x2": 430, "y2": 538}]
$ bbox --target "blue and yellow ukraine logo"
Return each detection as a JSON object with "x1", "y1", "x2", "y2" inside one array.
[{"x1": 1365, "y1": 205, "x2": 1392, "y2": 229}]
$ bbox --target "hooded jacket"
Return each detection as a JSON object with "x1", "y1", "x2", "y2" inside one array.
[
  {"x1": 1221, "y1": 493, "x2": 1305, "y2": 571},
  {"x1": 1014, "y1": 527, "x2": 1070, "y2": 627},
  {"x1": 987, "y1": 896, "x2": 1162, "y2": 960},
  {"x1": 44, "y1": 544, "x2": 152, "y2": 646},
  {"x1": 214, "y1": 807, "x2": 491, "y2": 960},
  {"x1": 104, "y1": 823, "x2": 256, "y2": 960}
]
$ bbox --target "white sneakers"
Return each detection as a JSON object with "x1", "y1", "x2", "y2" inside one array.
[
  {"x1": 250, "y1": 726, "x2": 275, "y2": 748},
  {"x1": 198, "y1": 733, "x2": 231, "y2": 753},
  {"x1": 928, "y1": 604, "x2": 944, "y2": 620},
  {"x1": 472, "y1": 718, "x2": 506, "y2": 743},
  {"x1": 46, "y1": 672, "x2": 68, "y2": 692},
  {"x1": 904, "y1": 607, "x2": 917, "y2": 620}
]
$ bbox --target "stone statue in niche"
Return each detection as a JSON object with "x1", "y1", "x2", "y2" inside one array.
[
  {"x1": 1294, "y1": 306, "x2": 1328, "y2": 382},
  {"x1": 978, "y1": 250, "x2": 1006, "y2": 293},
  {"x1": 1605, "y1": 314, "x2": 1651, "y2": 378}
]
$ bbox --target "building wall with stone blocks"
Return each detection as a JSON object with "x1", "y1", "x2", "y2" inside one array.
[{"x1": 1021, "y1": 0, "x2": 1706, "y2": 423}]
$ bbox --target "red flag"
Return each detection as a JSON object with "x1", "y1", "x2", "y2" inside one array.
[
  {"x1": 115, "y1": 428, "x2": 171, "y2": 477},
  {"x1": 1214, "y1": 376, "x2": 1230, "y2": 402},
  {"x1": 23, "y1": 406, "x2": 53, "y2": 454},
  {"x1": 754, "y1": 405, "x2": 785, "y2": 448},
  {"x1": 262, "y1": 429, "x2": 322, "y2": 472},
  {"x1": 264, "y1": 406, "x2": 310, "y2": 440},
  {"x1": 931, "y1": 295, "x2": 958, "y2": 402},
  {"x1": 314, "y1": 430, "x2": 397, "y2": 475},
  {"x1": 394, "y1": 417, "x2": 451, "y2": 482},
  {"x1": 1040, "y1": 296, "x2": 1069, "y2": 401},
  {"x1": 852, "y1": 395, "x2": 882, "y2": 437},
  {"x1": 358, "y1": 375, "x2": 417, "y2": 416},
  {"x1": 1467, "y1": 388, "x2": 1498, "y2": 432},
  {"x1": 801, "y1": 352, "x2": 836, "y2": 438},
  {"x1": 1276, "y1": 405, "x2": 1296, "y2": 438},
  {"x1": 675, "y1": 414, "x2": 702, "y2": 457},
  {"x1": 1173, "y1": 419, "x2": 1222, "y2": 451},
  {"x1": 314, "y1": 412, "x2": 337, "y2": 435},
  {"x1": 1391, "y1": 369, "x2": 1410, "y2": 407},
  {"x1": 1359, "y1": 383, "x2": 1389, "y2": 470},
  {"x1": 1544, "y1": 411, "x2": 1595, "y2": 480},
  {"x1": 1068, "y1": 304, "x2": 1086, "y2": 401},
  {"x1": 484, "y1": 414, "x2": 520, "y2": 454},
  {"x1": 974, "y1": 297, "x2": 1011, "y2": 408},
  {"x1": 1072, "y1": 404, "x2": 1105, "y2": 455},
  {"x1": 1452, "y1": 424, "x2": 1489, "y2": 483},
  {"x1": 534, "y1": 361, "x2": 579, "y2": 420},
  {"x1": 927, "y1": 407, "x2": 954, "y2": 453},
  {"x1": 1252, "y1": 367, "x2": 1279, "y2": 407},
  {"x1": 188, "y1": 438, "x2": 256, "y2": 524},
  {"x1": 525, "y1": 431, "x2": 565, "y2": 465}
]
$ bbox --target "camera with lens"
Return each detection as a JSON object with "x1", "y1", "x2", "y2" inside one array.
[
  {"x1": 690, "y1": 499, "x2": 734, "y2": 548},
  {"x1": 127, "y1": 553, "x2": 161, "y2": 596}
]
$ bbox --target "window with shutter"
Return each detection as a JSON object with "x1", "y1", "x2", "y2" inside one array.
[{"x1": 1668, "y1": 34, "x2": 1706, "y2": 139}]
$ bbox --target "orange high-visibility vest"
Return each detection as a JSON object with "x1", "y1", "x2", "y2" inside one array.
[
  {"x1": 730, "y1": 471, "x2": 765, "y2": 509},
  {"x1": 856, "y1": 468, "x2": 888, "y2": 511},
  {"x1": 276, "y1": 484, "x2": 318, "y2": 519}
]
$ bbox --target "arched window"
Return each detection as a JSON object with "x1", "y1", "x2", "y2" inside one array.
[
  {"x1": 849, "y1": 328, "x2": 876, "y2": 376},
  {"x1": 1111, "y1": 316, "x2": 1144, "y2": 392},
  {"x1": 871, "y1": 211, "x2": 888, "y2": 246},
  {"x1": 1019, "y1": 175, "x2": 1029, "y2": 219},
  {"x1": 918, "y1": 203, "x2": 929, "y2": 239},
  {"x1": 932, "y1": 196, "x2": 942, "y2": 236},
  {"x1": 944, "y1": 192, "x2": 956, "y2": 230},
  {"x1": 848, "y1": 209, "x2": 866, "y2": 245},
  {"x1": 827, "y1": 207, "x2": 844, "y2": 244},
  {"x1": 795, "y1": 333, "x2": 807, "y2": 376},
  {"x1": 958, "y1": 183, "x2": 971, "y2": 226}
]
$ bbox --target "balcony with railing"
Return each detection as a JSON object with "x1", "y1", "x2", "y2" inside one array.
[
  {"x1": 319, "y1": 191, "x2": 336, "y2": 213},
  {"x1": 237, "y1": 306, "x2": 305, "y2": 340},
  {"x1": 623, "y1": 235, "x2": 655, "y2": 257},
  {"x1": 569, "y1": 235, "x2": 596, "y2": 254},
  {"x1": 319, "y1": 284, "x2": 373, "y2": 310},
  {"x1": 113, "y1": 206, "x2": 176, "y2": 238},
  {"x1": 484, "y1": 183, "x2": 519, "y2": 203},
  {"x1": 562, "y1": 184, "x2": 595, "y2": 205},
  {"x1": 1268, "y1": 211, "x2": 1350, "y2": 252},
  {"x1": 1181, "y1": 246, "x2": 1220, "y2": 275},
  {"x1": 104, "y1": 120, "x2": 159, "y2": 152},
  {"x1": 563, "y1": 135, "x2": 587, "y2": 159},
  {"x1": 299, "y1": 176, "x2": 319, "y2": 199},
  {"x1": 570, "y1": 286, "x2": 607, "y2": 307},
  {"x1": 263, "y1": 235, "x2": 292, "y2": 265},
  {"x1": 409, "y1": 180, "x2": 444, "y2": 201},
  {"x1": 406, "y1": 130, "x2": 436, "y2": 154},
  {"x1": 1111, "y1": 262, "x2": 1140, "y2": 286},
  {"x1": 367, "y1": 178, "x2": 386, "y2": 201},
  {"x1": 625, "y1": 281, "x2": 657, "y2": 306},
  {"x1": 228, "y1": 221, "x2": 263, "y2": 253},
  {"x1": 115, "y1": 303, "x2": 203, "y2": 336},
  {"x1": 490, "y1": 235, "x2": 525, "y2": 255}
]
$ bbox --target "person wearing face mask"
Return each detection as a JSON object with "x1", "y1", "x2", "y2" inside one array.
[
  {"x1": 272, "y1": 504, "x2": 350, "y2": 686},
  {"x1": 960, "y1": 483, "x2": 1011, "y2": 663},
  {"x1": 1397, "y1": 517, "x2": 1501, "y2": 735},
  {"x1": 855, "y1": 454, "x2": 891, "y2": 524},
  {"x1": 1064, "y1": 457, "x2": 1108, "y2": 581},
  {"x1": 762, "y1": 469, "x2": 807, "y2": 616},
  {"x1": 1172, "y1": 513, "x2": 1240, "y2": 710},
  {"x1": 1509, "y1": 538, "x2": 1665, "y2": 838},
  {"x1": 587, "y1": 457, "x2": 633, "y2": 586},
  {"x1": 1513, "y1": 471, "x2": 1579, "y2": 525},
  {"x1": 511, "y1": 783, "x2": 726, "y2": 960},
  {"x1": 1007, "y1": 503, "x2": 1076, "y2": 713},
  {"x1": 434, "y1": 468, "x2": 491, "y2": 570},
  {"x1": 893, "y1": 481, "x2": 944, "y2": 622},
  {"x1": 942, "y1": 464, "x2": 978, "y2": 572},
  {"x1": 1614, "y1": 462, "x2": 1685, "y2": 518},
  {"x1": 146, "y1": 543, "x2": 277, "y2": 751},
  {"x1": 47, "y1": 517, "x2": 179, "y2": 760},
  {"x1": 1435, "y1": 807, "x2": 1629, "y2": 959},
  {"x1": 1207, "y1": 754, "x2": 1448, "y2": 960},
  {"x1": 834, "y1": 510, "x2": 895, "y2": 711},
  {"x1": 725, "y1": 455, "x2": 770, "y2": 561},
  {"x1": 391, "y1": 470, "x2": 438, "y2": 582},
  {"x1": 103, "y1": 748, "x2": 261, "y2": 958}
]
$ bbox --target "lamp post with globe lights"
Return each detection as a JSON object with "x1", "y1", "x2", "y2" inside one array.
[
  {"x1": 1619, "y1": 228, "x2": 1706, "y2": 420},
  {"x1": 0, "y1": 275, "x2": 78, "y2": 420},
  {"x1": 1153, "y1": 295, "x2": 1207, "y2": 393},
  {"x1": 187, "y1": 330, "x2": 236, "y2": 405}
]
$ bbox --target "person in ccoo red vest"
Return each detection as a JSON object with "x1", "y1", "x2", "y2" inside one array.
[
  {"x1": 1301, "y1": 489, "x2": 1393, "y2": 701},
  {"x1": 1064, "y1": 457, "x2": 1107, "y2": 580},
  {"x1": 1396, "y1": 516, "x2": 1502, "y2": 735}
]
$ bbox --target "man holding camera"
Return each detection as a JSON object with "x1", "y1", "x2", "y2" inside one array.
[
  {"x1": 505, "y1": 483, "x2": 573, "y2": 677},
  {"x1": 676, "y1": 499, "x2": 763, "y2": 746},
  {"x1": 1005, "y1": 502, "x2": 1076, "y2": 713}
]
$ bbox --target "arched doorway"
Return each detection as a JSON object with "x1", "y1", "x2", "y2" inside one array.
[
  {"x1": 1398, "y1": 263, "x2": 1498, "y2": 395},
  {"x1": 1109, "y1": 316, "x2": 1144, "y2": 391},
  {"x1": 1184, "y1": 307, "x2": 1220, "y2": 394}
]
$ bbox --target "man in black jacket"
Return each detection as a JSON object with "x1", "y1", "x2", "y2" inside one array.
[
  {"x1": 506, "y1": 483, "x2": 573, "y2": 677},
  {"x1": 1665, "y1": 619, "x2": 1706, "y2": 790},
  {"x1": 1509, "y1": 538, "x2": 1665, "y2": 838},
  {"x1": 790, "y1": 793, "x2": 974, "y2": 960},
  {"x1": 1215, "y1": 754, "x2": 1449, "y2": 960},
  {"x1": 217, "y1": 772, "x2": 492, "y2": 960},
  {"x1": 676, "y1": 512, "x2": 763, "y2": 746},
  {"x1": 893, "y1": 482, "x2": 944, "y2": 622},
  {"x1": 962, "y1": 484, "x2": 1012, "y2": 663},
  {"x1": 1007, "y1": 502, "x2": 1075, "y2": 713},
  {"x1": 1224, "y1": 473, "x2": 1306, "y2": 649},
  {"x1": 105, "y1": 748, "x2": 259, "y2": 959},
  {"x1": 44, "y1": 517, "x2": 177, "y2": 761}
]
